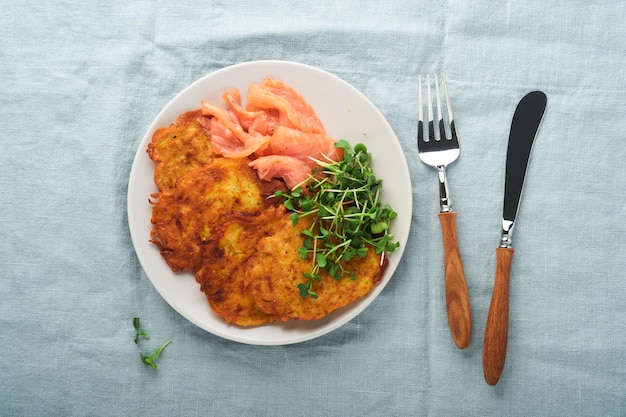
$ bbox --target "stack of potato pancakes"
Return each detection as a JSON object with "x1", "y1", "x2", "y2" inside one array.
[{"x1": 147, "y1": 80, "x2": 384, "y2": 327}]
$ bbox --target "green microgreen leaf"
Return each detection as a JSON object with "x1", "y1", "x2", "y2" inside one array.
[
  {"x1": 342, "y1": 249, "x2": 355, "y2": 262},
  {"x1": 370, "y1": 221, "x2": 388, "y2": 234},
  {"x1": 298, "y1": 282, "x2": 310, "y2": 297},
  {"x1": 315, "y1": 253, "x2": 327, "y2": 268},
  {"x1": 334, "y1": 139, "x2": 351, "y2": 150}
]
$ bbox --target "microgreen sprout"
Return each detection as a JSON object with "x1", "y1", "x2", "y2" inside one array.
[
  {"x1": 133, "y1": 317, "x2": 150, "y2": 344},
  {"x1": 140, "y1": 339, "x2": 172, "y2": 370},
  {"x1": 275, "y1": 140, "x2": 399, "y2": 298}
]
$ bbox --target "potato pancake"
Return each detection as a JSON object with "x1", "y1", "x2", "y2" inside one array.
[
  {"x1": 147, "y1": 110, "x2": 213, "y2": 191},
  {"x1": 195, "y1": 206, "x2": 286, "y2": 327},
  {"x1": 150, "y1": 157, "x2": 284, "y2": 272},
  {"x1": 244, "y1": 214, "x2": 387, "y2": 322}
]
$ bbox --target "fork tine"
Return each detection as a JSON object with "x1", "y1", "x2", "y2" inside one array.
[
  {"x1": 418, "y1": 74, "x2": 423, "y2": 142},
  {"x1": 442, "y1": 72, "x2": 458, "y2": 142},
  {"x1": 427, "y1": 75, "x2": 435, "y2": 142},
  {"x1": 435, "y1": 73, "x2": 447, "y2": 142}
]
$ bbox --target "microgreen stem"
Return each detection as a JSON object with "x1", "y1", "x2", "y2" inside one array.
[{"x1": 133, "y1": 317, "x2": 150, "y2": 344}]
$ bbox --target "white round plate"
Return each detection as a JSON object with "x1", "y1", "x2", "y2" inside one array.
[{"x1": 127, "y1": 60, "x2": 412, "y2": 345}]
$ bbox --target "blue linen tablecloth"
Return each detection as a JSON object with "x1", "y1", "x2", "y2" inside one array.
[{"x1": 1, "y1": 1, "x2": 625, "y2": 415}]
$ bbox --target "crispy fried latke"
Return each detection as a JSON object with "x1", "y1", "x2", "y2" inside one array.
[
  {"x1": 244, "y1": 214, "x2": 388, "y2": 322},
  {"x1": 147, "y1": 110, "x2": 213, "y2": 191},
  {"x1": 195, "y1": 206, "x2": 287, "y2": 327},
  {"x1": 150, "y1": 157, "x2": 284, "y2": 273}
]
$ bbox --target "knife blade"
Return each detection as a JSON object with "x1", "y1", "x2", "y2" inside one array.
[{"x1": 482, "y1": 91, "x2": 547, "y2": 386}]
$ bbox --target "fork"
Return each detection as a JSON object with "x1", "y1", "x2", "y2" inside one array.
[{"x1": 417, "y1": 73, "x2": 472, "y2": 349}]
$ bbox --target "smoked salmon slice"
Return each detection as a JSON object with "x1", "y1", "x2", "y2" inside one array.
[
  {"x1": 259, "y1": 126, "x2": 343, "y2": 168},
  {"x1": 221, "y1": 88, "x2": 276, "y2": 136},
  {"x1": 200, "y1": 100, "x2": 270, "y2": 158},
  {"x1": 248, "y1": 155, "x2": 313, "y2": 189},
  {"x1": 246, "y1": 78, "x2": 325, "y2": 134},
  {"x1": 199, "y1": 77, "x2": 342, "y2": 187}
]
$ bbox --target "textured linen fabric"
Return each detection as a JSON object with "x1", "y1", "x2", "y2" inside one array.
[{"x1": 1, "y1": 1, "x2": 625, "y2": 416}]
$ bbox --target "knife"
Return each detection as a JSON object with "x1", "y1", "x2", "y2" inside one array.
[{"x1": 482, "y1": 91, "x2": 547, "y2": 386}]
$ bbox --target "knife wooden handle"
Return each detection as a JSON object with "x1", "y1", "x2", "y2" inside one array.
[
  {"x1": 438, "y1": 211, "x2": 472, "y2": 349},
  {"x1": 483, "y1": 247, "x2": 514, "y2": 385}
]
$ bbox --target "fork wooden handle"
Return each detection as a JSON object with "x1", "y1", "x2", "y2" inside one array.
[
  {"x1": 438, "y1": 211, "x2": 472, "y2": 349},
  {"x1": 482, "y1": 247, "x2": 514, "y2": 385}
]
